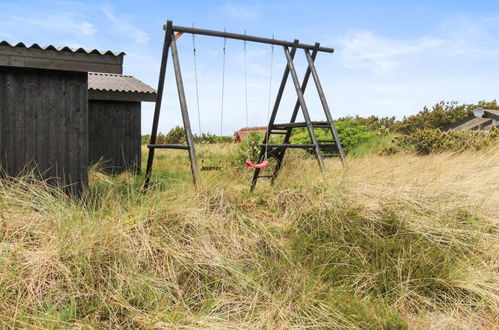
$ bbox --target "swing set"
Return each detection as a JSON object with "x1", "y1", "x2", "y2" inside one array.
[{"x1": 143, "y1": 20, "x2": 346, "y2": 192}]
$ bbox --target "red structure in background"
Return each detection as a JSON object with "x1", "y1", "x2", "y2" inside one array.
[{"x1": 232, "y1": 127, "x2": 268, "y2": 142}]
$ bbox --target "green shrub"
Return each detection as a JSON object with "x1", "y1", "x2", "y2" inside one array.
[
  {"x1": 141, "y1": 135, "x2": 150, "y2": 145},
  {"x1": 290, "y1": 120, "x2": 377, "y2": 154},
  {"x1": 339, "y1": 100, "x2": 498, "y2": 134},
  {"x1": 155, "y1": 126, "x2": 186, "y2": 145},
  {"x1": 229, "y1": 131, "x2": 263, "y2": 166},
  {"x1": 194, "y1": 133, "x2": 232, "y2": 144},
  {"x1": 337, "y1": 115, "x2": 398, "y2": 134},
  {"x1": 395, "y1": 100, "x2": 499, "y2": 134},
  {"x1": 387, "y1": 128, "x2": 499, "y2": 155},
  {"x1": 144, "y1": 128, "x2": 232, "y2": 145},
  {"x1": 336, "y1": 120, "x2": 377, "y2": 153}
]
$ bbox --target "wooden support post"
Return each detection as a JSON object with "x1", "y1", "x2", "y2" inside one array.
[
  {"x1": 304, "y1": 46, "x2": 346, "y2": 163},
  {"x1": 271, "y1": 44, "x2": 319, "y2": 183},
  {"x1": 170, "y1": 32, "x2": 199, "y2": 185},
  {"x1": 143, "y1": 20, "x2": 173, "y2": 191},
  {"x1": 250, "y1": 41, "x2": 299, "y2": 192},
  {"x1": 283, "y1": 46, "x2": 325, "y2": 171}
]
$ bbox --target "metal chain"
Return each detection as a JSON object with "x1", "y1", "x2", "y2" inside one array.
[
  {"x1": 220, "y1": 29, "x2": 227, "y2": 137},
  {"x1": 267, "y1": 37, "x2": 274, "y2": 126},
  {"x1": 244, "y1": 31, "x2": 249, "y2": 129},
  {"x1": 265, "y1": 36, "x2": 275, "y2": 160},
  {"x1": 192, "y1": 27, "x2": 202, "y2": 135}
]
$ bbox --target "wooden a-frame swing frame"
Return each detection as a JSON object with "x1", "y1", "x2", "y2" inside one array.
[{"x1": 143, "y1": 20, "x2": 346, "y2": 192}]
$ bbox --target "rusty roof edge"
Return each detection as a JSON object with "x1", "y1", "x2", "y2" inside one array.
[
  {"x1": 88, "y1": 87, "x2": 156, "y2": 94},
  {"x1": 0, "y1": 40, "x2": 125, "y2": 57},
  {"x1": 89, "y1": 72, "x2": 133, "y2": 78},
  {"x1": 88, "y1": 89, "x2": 157, "y2": 102}
]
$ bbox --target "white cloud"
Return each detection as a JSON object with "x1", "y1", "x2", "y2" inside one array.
[
  {"x1": 79, "y1": 21, "x2": 97, "y2": 36},
  {"x1": 336, "y1": 32, "x2": 444, "y2": 74},
  {"x1": 102, "y1": 6, "x2": 149, "y2": 44},
  {"x1": 220, "y1": 1, "x2": 263, "y2": 20},
  {"x1": 334, "y1": 16, "x2": 499, "y2": 75},
  {"x1": 0, "y1": 12, "x2": 96, "y2": 38}
]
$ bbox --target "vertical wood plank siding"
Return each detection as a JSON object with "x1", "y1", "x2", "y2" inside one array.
[
  {"x1": 88, "y1": 100, "x2": 141, "y2": 174},
  {"x1": 0, "y1": 67, "x2": 88, "y2": 193}
]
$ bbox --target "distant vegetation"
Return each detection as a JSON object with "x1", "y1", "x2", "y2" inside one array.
[
  {"x1": 340, "y1": 100, "x2": 499, "y2": 155},
  {"x1": 142, "y1": 100, "x2": 499, "y2": 157},
  {"x1": 290, "y1": 120, "x2": 377, "y2": 154},
  {"x1": 386, "y1": 128, "x2": 499, "y2": 155},
  {"x1": 384, "y1": 100, "x2": 499, "y2": 154},
  {"x1": 393, "y1": 100, "x2": 498, "y2": 134},
  {"x1": 141, "y1": 126, "x2": 232, "y2": 146},
  {"x1": 338, "y1": 100, "x2": 498, "y2": 134}
]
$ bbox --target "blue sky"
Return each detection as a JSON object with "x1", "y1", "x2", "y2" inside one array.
[{"x1": 1, "y1": 0, "x2": 498, "y2": 135}]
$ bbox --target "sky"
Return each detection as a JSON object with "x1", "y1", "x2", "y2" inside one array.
[{"x1": 1, "y1": 0, "x2": 498, "y2": 135}]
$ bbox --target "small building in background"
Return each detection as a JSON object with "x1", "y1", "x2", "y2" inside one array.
[
  {"x1": 233, "y1": 126, "x2": 268, "y2": 142},
  {"x1": 88, "y1": 72, "x2": 156, "y2": 173},
  {"x1": 445, "y1": 108, "x2": 499, "y2": 132},
  {"x1": 0, "y1": 41, "x2": 124, "y2": 193}
]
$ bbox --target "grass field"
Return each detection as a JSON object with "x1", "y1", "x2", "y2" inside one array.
[{"x1": 0, "y1": 144, "x2": 498, "y2": 328}]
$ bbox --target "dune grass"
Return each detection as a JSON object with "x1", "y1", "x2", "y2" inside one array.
[
  {"x1": 0, "y1": 144, "x2": 497, "y2": 328},
  {"x1": 349, "y1": 134, "x2": 396, "y2": 157}
]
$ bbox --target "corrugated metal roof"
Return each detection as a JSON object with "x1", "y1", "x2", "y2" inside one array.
[
  {"x1": 0, "y1": 40, "x2": 124, "y2": 56},
  {"x1": 88, "y1": 72, "x2": 156, "y2": 94}
]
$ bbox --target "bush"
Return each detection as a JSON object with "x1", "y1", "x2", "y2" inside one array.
[
  {"x1": 386, "y1": 128, "x2": 499, "y2": 155},
  {"x1": 141, "y1": 134, "x2": 150, "y2": 145},
  {"x1": 141, "y1": 100, "x2": 498, "y2": 146},
  {"x1": 394, "y1": 100, "x2": 499, "y2": 134},
  {"x1": 152, "y1": 126, "x2": 186, "y2": 145},
  {"x1": 230, "y1": 131, "x2": 263, "y2": 166},
  {"x1": 338, "y1": 100, "x2": 499, "y2": 135},
  {"x1": 163, "y1": 126, "x2": 186, "y2": 144},
  {"x1": 194, "y1": 133, "x2": 232, "y2": 144},
  {"x1": 335, "y1": 120, "x2": 377, "y2": 152},
  {"x1": 143, "y1": 129, "x2": 232, "y2": 145},
  {"x1": 337, "y1": 115, "x2": 398, "y2": 134},
  {"x1": 290, "y1": 120, "x2": 377, "y2": 154}
]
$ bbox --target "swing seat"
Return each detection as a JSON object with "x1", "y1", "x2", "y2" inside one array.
[
  {"x1": 245, "y1": 160, "x2": 270, "y2": 168},
  {"x1": 201, "y1": 160, "x2": 222, "y2": 171}
]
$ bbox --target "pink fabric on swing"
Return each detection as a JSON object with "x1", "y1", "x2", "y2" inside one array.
[{"x1": 245, "y1": 160, "x2": 270, "y2": 168}]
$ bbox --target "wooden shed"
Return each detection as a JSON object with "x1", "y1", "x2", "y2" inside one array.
[
  {"x1": 0, "y1": 41, "x2": 124, "y2": 193},
  {"x1": 87, "y1": 72, "x2": 156, "y2": 173}
]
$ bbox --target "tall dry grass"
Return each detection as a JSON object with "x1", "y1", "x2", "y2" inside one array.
[{"x1": 0, "y1": 145, "x2": 497, "y2": 328}]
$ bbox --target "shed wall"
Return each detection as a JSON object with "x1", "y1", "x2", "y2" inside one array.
[
  {"x1": 88, "y1": 100, "x2": 141, "y2": 173},
  {"x1": 0, "y1": 66, "x2": 88, "y2": 192}
]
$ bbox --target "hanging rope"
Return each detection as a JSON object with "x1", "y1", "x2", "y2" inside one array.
[
  {"x1": 267, "y1": 36, "x2": 275, "y2": 128},
  {"x1": 192, "y1": 27, "x2": 202, "y2": 135},
  {"x1": 220, "y1": 29, "x2": 227, "y2": 137},
  {"x1": 243, "y1": 31, "x2": 249, "y2": 129},
  {"x1": 264, "y1": 37, "x2": 275, "y2": 161},
  {"x1": 245, "y1": 36, "x2": 275, "y2": 169}
]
